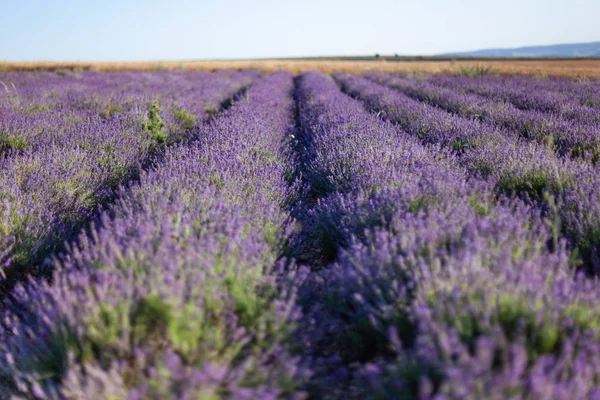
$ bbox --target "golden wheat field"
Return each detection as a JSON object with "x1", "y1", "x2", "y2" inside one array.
[{"x1": 1, "y1": 59, "x2": 600, "y2": 77}]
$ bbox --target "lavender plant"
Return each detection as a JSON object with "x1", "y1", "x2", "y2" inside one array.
[
  {"x1": 0, "y1": 68, "x2": 599, "y2": 399},
  {"x1": 334, "y1": 72, "x2": 600, "y2": 273},
  {"x1": 366, "y1": 72, "x2": 600, "y2": 163},
  {"x1": 429, "y1": 73, "x2": 600, "y2": 126},
  {"x1": 0, "y1": 72, "x2": 308, "y2": 398},
  {"x1": 0, "y1": 70, "x2": 256, "y2": 283},
  {"x1": 288, "y1": 71, "x2": 600, "y2": 398}
]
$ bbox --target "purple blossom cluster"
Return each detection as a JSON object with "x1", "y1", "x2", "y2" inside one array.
[
  {"x1": 290, "y1": 72, "x2": 487, "y2": 264},
  {"x1": 476, "y1": 74, "x2": 600, "y2": 112},
  {"x1": 290, "y1": 72, "x2": 600, "y2": 399},
  {"x1": 0, "y1": 70, "x2": 256, "y2": 279},
  {"x1": 334, "y1": 72, "x2": 600, "y2": 274},
  {"x1": 428, "y1": 73, "x2": 600, "y2": 126},
  {"x1": 0, "y1": 72, "x2": 309, "y2": 398},
  {"x1": 365, "y1": 72, "x2": 600, "y2": 163},
  {"x1": 1, "y1": 68, "x2": 600, "y2": 399}
]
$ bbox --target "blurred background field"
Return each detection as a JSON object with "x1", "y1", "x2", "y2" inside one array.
[{"x1": 2, "y1": 58, "x2": 600, "y2": 78}]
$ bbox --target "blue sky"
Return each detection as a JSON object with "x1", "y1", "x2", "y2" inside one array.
[{"x1": 1, "y1": 0, "x2": 599, "y2": 61}]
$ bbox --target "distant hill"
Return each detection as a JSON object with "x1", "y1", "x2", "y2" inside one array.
[{"x1": 440, "y1": 41, "x2": 600, "y2": 57}]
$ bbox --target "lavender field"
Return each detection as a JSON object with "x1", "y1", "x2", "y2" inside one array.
[{"x1": 1, "y1": 69, "x2": 600, "y2": 399}]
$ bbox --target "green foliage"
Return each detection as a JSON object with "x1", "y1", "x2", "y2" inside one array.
[
  {"x1": 82, "y1": 295, "x2": 221, "y2": 371},
  {"x1": 471, "y1": 159, "x2": 493, "y2": 178},
  {"x1": 204, "y1": 106, "x2": 218, "y2": 118},
  {"x1": 496, "y1": 170, "x2": 551, "y2": 200},
  {"x1": 251, "y1": 146, "x2": 279, "y2": 165},
  {"x1": 325, "y1": 288, "x2": 416, "y2": 363},
  {"x1": 23, "y1": 104, "x2": 50, "y2": 114},
  {"x1": 373, "y1": 360, "x2": 442, "y2": 400},
  {"x1": 225, "y1": 275, "x2": 264, "y2": 330},
  {"x1": 577, "y1": 225, "x2": 600, "y2": 261},
  {"x1": 53, "y1": 178, "x2": 96, "y2": 209},
  {"x1": 172, "y1": 107, "x2": 196, "y2": 131},
  {"x1": 86, "y1": 303, "x2": 130, "y2": 360},
  {"x1": 166, "y1": 304, "x2": 206, "y2": 355},
  {"x1": 428, "y1": 291, "x2": 580, "y2": 366},
  {"x1": 452, "y1": 136, "x2": 486, "y2": 153},
  {"x1": 570, "y1": 143, "x2": 600, "y2": 165},
  {"x1": 100, "y1": 102, "x2": 124, "y2": 119},
  {"x1": 584, "y1": 99, "x2": 600, "y2": 108},
  {"x1": 468, "y1": 198, "x2": 489, "y2": 216},
  {"x1": 2, "y1": 210, "x2": 37, "y2": 266},
  {"x1": 496, "y1": 294, "x2": 561, "y2": 357},
  {"x1": 533, "y1": 323, "x2": 561, "y2": 355},
  {"x1": 496, "y1": 295, "x2": 535, "y2": 340},
  {"x1": 449, "y1": 138, "x2": 467, "y2": 152},
  {"x1": 143, "y1": 101, "x2": 169, "y2": 144},
  {"x1": 563, "y1": 304, "x2": 600, "y2": 332},
  {"x1": 543, "y1": 193, "x2": 563, "y2": 252},
  {"x1": 131, "y1": 295, "x2": 172, "y2": 342},
  {"x1": 262, "y1": 221, "x2": 281, "y2": 249},
  {"x1": 542, "y1": 134, "x2": 554, "y2": 148},
  {"x1": 0, "y1": 132, "x2": 28, "y2": 151},
  {"x1": 283, "y1": 166, "x2": 296, "y2": 185},
  {"x1": 408, "y1": 197, "x2": 427, "y2": 214},
  {"x1": 208, "y1": 173, "x2": 225, "y2": 190},
  {"x1": 455, "y1": 312, "x2": 482, "y2": 344},
  {"x1": 22, "y1": 328, "x2": 77, "y2": 382}
]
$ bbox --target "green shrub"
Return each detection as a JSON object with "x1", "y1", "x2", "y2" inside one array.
[
  {"x1": 172, "y1": 107, "x2": 196, "y2": 131},
  {"x1": 143, "y1": 101, "x2": 168, "y2": 144},
  {"x1": 0, "y1": 132, "x2": 28, "y2": 151},
  {"x1": 496, "y1": 171, "x2": 551, "y2": 200}
]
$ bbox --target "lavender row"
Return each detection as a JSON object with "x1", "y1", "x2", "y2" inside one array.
[
  {"x1": 334, "y1": 72, "x2": 600, "y2": 269},
  {"x1": 525, "y1": 77, "x2": 600, "y2": 111},
  {"x1": 290, "y1": 72, "x2": 486, "y2": 265},
  {"x1": 0, "y1": 71, "x2": 256, "y2": 276},
  {"x1": 428, "y1": 73, "x2": 600, "y2": 126},
  {"x1": 334, "y1": 72, "x2": 567, "y2": 198},
  {"x1": 441, "y1": 73, "x2": 600, "y2": 112},
  {"x1": 0, "y1": 72, "x2": 308, "y2": 398},
  {"x1": 0, "y1": 70, "x2": 258, "y2": 154},
  {"x1": 366, "y1": 72, "x2": 600, "y2": 163},
  {"x1": 291, "y1": 71, "x2": 488, "y2": 395},
  {"x1": 294, "y1": 72, "x2": 600, "y2": 398}
]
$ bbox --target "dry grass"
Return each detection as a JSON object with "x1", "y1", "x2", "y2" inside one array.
[{"x1": 1, "y1": 59, "x2": 600, "y2": 78}]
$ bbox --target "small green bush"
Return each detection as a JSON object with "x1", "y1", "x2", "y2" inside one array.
[
  {"x1": 172, "y1": 108, "x2": 196, "y2": 131},
  {"x1": 0, "y1": 132, "x2": 28, "y2": 151},
  {"x1": 143, "y1": 101, "x2": 169, "y2": 144},
  {"x1": 496, "y1": 171, "x2": 551, "y2": 200}
]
